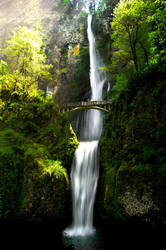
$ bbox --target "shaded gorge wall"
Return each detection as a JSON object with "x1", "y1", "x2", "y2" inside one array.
[{"x1": 95, "y1": 64, "x2": 166, "y2": 225}]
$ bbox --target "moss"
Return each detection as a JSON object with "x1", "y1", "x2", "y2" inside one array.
[
  {"x1": 0, "y1": 94, "x2": 78, "y2": 221},
  {"x1": 98, "y1": 63, "x2": 166, "y2": 224},
  {"x1": 97, "y1": 167, "x2": 126, "y2": 222},
  {"x1": 22, "y1": 161, "x2": 68, "y2": 221}
]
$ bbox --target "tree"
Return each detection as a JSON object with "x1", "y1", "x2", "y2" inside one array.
[
  {"x1": 3, "y1": 27, "x2": 51, "y2": 78},
  {"x1": 111, "y1": 0, "x2": 151, "y2": 71},
  {"x1": 0, "y1": 27, "x2": 52, "y2": 101}
]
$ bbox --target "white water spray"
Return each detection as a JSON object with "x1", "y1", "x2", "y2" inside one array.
[{"x1": 64, "y1": 14, "x2": 105, "y2": 237}]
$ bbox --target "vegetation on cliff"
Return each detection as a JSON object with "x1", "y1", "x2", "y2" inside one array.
[
  {"x1": 108, "y1": 0, "x2": 166, "y2": 101},
  {"x1": 0, "y1": 24, "x2": 78, "y2": 220},
  {"x1": 98, "y1": 0, "x2": 166, "y2": 224}
]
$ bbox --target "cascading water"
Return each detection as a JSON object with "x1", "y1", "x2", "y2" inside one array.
[{"x1": 64, "y1": 14, "x2": 105, "y2": 237}]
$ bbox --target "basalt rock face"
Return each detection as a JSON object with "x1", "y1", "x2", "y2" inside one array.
[
  {"x1": 97, "y1": 65, "x2": 166, "y2": 225},
  {"x1": 97, "y1": 166, "x2": 164, "y2": 225},
  {"x1": 40, "y1": 0, "x2": 91, "y2": 103},
  {"x1": 23, "y1": 164, "x2": 69, "y2": 223},
  {"x1": 46, "y1": 12, "x2": 90, "y2": 103}
]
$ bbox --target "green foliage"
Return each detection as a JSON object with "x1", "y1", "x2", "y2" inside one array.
[
  {"x1": 111, "y1": 75, "x2": 128, "y2": 102},
  {"x1": 0, "y1": 60, "x2": 8, "y2": 79},
  {"x1": 111, "y1": 0, "x2": 150, "y2": 70},
  {"x1": 109, "y1": 0, "x2": 166, "y2": 102},
  {"x1": 42, "y1": 160, "x2": 69, "y2": 185},
  {"x1": 3, "y1": 27, "x2": 52, "y2": 78},
  {"x1": 101, "y1": 62, "x2": 166, "y2": 171},
  {"x1": 0, "y1": 26, "x2": 52, "y2": 104},
  {"x1": 0, "y1": 92, "x2": 78, "y2": 218},
  {"x1": 148, "y1": 0, "x2": 166, "y2": 62},
  {"x1": 0, "y1": 128, "x2": 25, "y2": 217},
  {"x1": 0, "y1": 25, "x2": 78, "y2": 219},
  {"x1": 100, "y1": 60, "x2": 166, "y2": 221}
]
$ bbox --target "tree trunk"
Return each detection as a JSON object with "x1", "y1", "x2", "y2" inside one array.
[
  {"x1": 139, "y1": 40, "x2": 149, "y2": 65},
  {"x1": 133, "y1": 44, "x2": 138, "y2": 71},
  {"x1": 128, "y1": 31, "x2": 138, "y2": 71}
]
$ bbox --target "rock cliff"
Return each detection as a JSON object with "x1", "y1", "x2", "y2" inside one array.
[{"x1": 97, "y1": 64, "x2": 166, "y2": 225}]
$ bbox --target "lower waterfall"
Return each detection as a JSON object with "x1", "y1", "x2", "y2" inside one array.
[{"x1": 64, "y1": 14, "x2": 105, "y2": 237}]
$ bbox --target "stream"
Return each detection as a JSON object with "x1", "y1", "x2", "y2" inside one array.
[{"x1": 1, "y1": 220, "x2": 165, "y2": 249}]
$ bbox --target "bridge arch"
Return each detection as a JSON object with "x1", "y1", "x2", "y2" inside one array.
[
  {"x1": 60, "y1": 100, "x2": 111, "y2": 113},
  {"x1": 67, "y1": 106, "x2": 109, "y2": 113}
]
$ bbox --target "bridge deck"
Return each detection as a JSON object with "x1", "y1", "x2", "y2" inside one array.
[{"x1": 61, "y1": 100, "x2": 111, "y2": 107}]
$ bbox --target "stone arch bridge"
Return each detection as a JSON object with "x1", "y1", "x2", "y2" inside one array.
[{"x1": 60, "y1": 100, "x2": 111, "y2": 113}]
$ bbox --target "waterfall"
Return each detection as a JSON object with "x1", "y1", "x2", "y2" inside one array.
[
  {"x1": 88, "y1": 14, "x2": 105, "y2": 100},
  {"x1": 64, "y1": 14, "x2": 105, "y2": 237}
]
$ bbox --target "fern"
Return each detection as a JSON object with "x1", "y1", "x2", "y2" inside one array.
[{"x1": 43, "y1": 160, "x2": 69, "y2": 185}]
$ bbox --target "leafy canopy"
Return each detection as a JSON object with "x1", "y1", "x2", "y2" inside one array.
[
  {"x1": 3, "y1": 27, "x2": 52, "y2": 79},
  {"x1": 111, "y1": 0, "x2": 150, "y2": 71},
  {"x1": 0, "y1": 27, "x2": 52, "y2": 102},
  {"x1": 148, "y1": 0, "x2": 166, "y2": 61},
  {"x1": 109, "y1": 0, "x2": 166, "y2": 102}
]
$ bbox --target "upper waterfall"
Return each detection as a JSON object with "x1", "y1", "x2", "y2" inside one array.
[{"x1": 88, "y1": 14, "x2": 105, "y2": 100}]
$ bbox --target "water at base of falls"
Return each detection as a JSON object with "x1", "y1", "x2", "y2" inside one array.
[{"x1": 64, "y1": 224, "x2": 96, "y2": 238}]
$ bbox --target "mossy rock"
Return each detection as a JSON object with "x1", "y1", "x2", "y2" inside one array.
[
  {"x1": 99, "y1": 65, "x2": 166, "y2": 225},
  {"x1": 96, "y1": 167, "x2": 126, "y2": 223},
  {"x1": 97, "y1": 164, "x2": 164, "y2": 224},
  {"x1": 22, "y1": 162, "x2": 69, "y2": 222}
]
